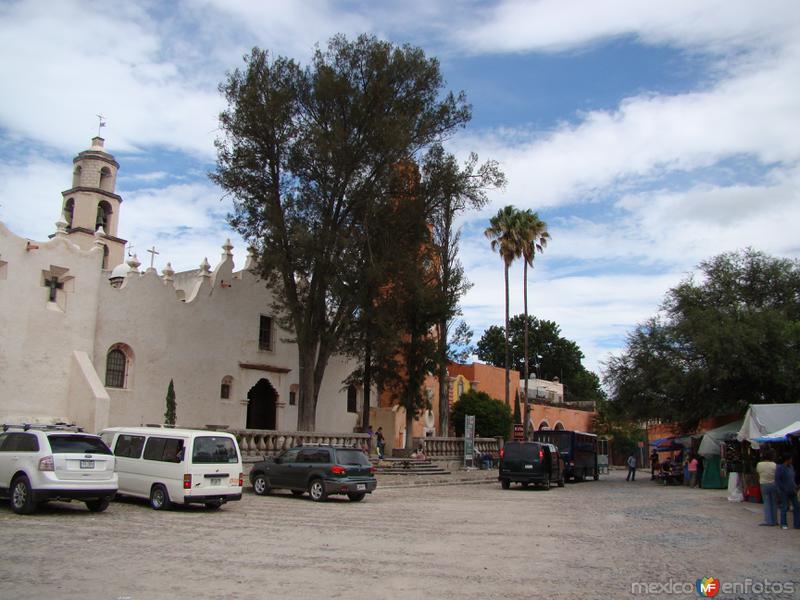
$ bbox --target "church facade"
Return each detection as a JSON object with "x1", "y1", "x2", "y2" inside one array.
[{"x1": 0, "y1": 138, "x2": 366, "y2": 434}]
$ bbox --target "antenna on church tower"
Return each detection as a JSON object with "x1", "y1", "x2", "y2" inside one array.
[{"x1": 96, "y1": 114, "x2": 107, "y2": 137}]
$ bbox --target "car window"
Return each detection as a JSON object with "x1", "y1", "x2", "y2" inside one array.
[
  {"x1": 0, "y1": 433, "x2": 7, "y2": 451},
  {"x1": 503, "y1": 443, "x2": 541, "y2": 461},
  {"x1": 0, "y1": 433, "x2": 39, "y2": 452},
  {"x1": 114, "y1": 435, "x2": 146, "y2": 458},
  {"x1": 335, "y1": 449, "x2": 369, "y2": 465},
  {"x1": 143, "y1": 437, "x2": 185, "y2": 462},
  {"x1": 47, "y1": 434, "x2": 111, "y2": 455},
  {"x1": 192, "y1": 436, "x2": 239, "y2": 464},
  {"x1": 299, "y1": 448, "x2": 330, "y2": 463},
  {"x1": 279, "y1": 448, "x2": 300, "y2": 464}
]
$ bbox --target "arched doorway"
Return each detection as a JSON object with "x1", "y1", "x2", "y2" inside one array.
[
  {"x1": 554, "y1": 422, "x2": 565, "y2": 431},
  {"x1": 538, "y1": 421, "x2": 550, "y2": 431},
  {"x1": 246, "y1": 378, "x2": 278, "y2": 429}
]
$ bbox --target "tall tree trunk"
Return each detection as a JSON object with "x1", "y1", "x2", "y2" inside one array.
[
  {"x1": 504, "y1": 262, "x2": 510, "y2": 407},
  {"x1": 523, "y1": 261, "x2": 530, "y2": 439},
  {"x1": 362, "y1": 334, "x2": 372, "y2": 431},
  {"x1": 297, "y1": 345, "x2": 317, "y2": 431},
  {"x1": 437, "y1": 320, "x2": 449, "y2": 436}
]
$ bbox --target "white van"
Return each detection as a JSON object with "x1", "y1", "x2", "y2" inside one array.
[{"x1": 99, "y1": 426, "x2": 243, "y2": 510}]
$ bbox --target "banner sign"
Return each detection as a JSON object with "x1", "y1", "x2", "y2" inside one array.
[
  {"x1": 464, "y1": 415, "x2": 475, "y2": 467},
  {"x1": 513, "y1": 423, "x2": 524, "y2": 441}
]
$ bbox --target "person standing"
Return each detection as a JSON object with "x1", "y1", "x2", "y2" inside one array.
[
  {"x1": 756, "y1": 452, "x2": 778, "y2": 527},
  {"x1": 366, "y1": 425, "x2": 374, "y2": 454},
  {"x1": 775, "y1": 454, "x2": 799, "y2": 530},
  {"x1": 626, "y1": 453, "x2": 637, "y2": 482},
  {"x1": 375, "y1": 427, "x2": 386, "y2": 460},
  {"x1": 688, "y1": 455, "x2": 699, "y2": 488},
  {"x1": 650, "y1": 449, "x2": 659, "y2": 480}
]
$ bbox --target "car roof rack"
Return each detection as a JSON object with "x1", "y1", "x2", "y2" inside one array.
[{"x1": 2, "y1": 422, "x2": 85, "y2": 433}]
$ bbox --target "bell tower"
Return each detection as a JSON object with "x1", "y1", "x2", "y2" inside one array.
[{"x1": 60, "y1": 137, "x2": 127, "y2": 269}]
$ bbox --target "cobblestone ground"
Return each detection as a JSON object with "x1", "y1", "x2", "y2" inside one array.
[{"x1": 0, "y1": 468, "x2": 798, "y2": 600}]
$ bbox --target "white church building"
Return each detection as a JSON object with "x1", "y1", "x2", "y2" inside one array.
[{"x1": 0, "y1": 137, "x2": 366, "y2": 434}]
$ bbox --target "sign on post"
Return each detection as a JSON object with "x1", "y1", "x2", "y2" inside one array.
[
  {"x1": 464, "y1": 415, "x2": 475, "y2": 468},
  {"x1": 513, "y1": 423, "x2": 524, "y2": 441}
]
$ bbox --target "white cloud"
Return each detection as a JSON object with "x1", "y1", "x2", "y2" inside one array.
[{"x1": 457, "y1": 0, "x2": 800, "y2": 55}]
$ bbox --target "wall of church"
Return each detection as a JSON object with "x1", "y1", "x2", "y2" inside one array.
[
  {"x1": 0, "y1": 223, "x2": 105, "y2": 424},
  {"x1": 93, "y1": 250, "x2": 364, "y2": 433}
]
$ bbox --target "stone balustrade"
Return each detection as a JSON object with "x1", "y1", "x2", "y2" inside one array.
[
  {"x1": 414, "y1": 436, "x2": 502, "y2": 459},
  {"x1": 231, "y1": 429, "x2": 370, "y2": 459}
]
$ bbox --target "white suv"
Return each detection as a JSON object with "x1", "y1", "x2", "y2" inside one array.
[{"x1": 0, "y1": 424, "x2": 118, "y2": 514}]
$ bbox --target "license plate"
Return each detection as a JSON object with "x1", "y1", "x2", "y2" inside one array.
[
  {"x1": 80, "y1": 460, "x2": 94, "y2": 469},
  {"x1": 524, "y1": 465, "x2": 533, "y2": 469},
  {"x1": 356, "y1": 484, "x2": 366, "y2": 491},
  {"x1": 210, "y1": 478, "x2": 221, "y2": 486}
]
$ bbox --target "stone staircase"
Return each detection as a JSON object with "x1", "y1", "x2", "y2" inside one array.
[{"x1": 373, "y1": 457, "x2": 451, "y2": 476}]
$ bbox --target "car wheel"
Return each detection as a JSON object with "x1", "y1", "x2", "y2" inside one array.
[
  {"x1": 85, "y1": 498, "x2": 110, "y2": 513},
  {"x1": 150, "y1": 484, "x2": 170, "y2": 510},
  {"x1": 308, "y1": 479, "x2": 327, "y2": 502},
  {"x1": 291, "y1": 490, "x2": 305, "y2": 497},
  {"x1": 205, "y1": 501, "x2": 222, "y2": 510},
  {"x1": 520, "y1": 482, "x2": 529, "y2": 488},
  {"x1": 252, "y1": 474, "x2": 271, "y2": 496},
  {"x1": 557, "y1": 477, "x2": 565, "y2": 488},
  {"x1": 500, "y1": 478, "x2": 510, "y2": 490},
  {"x1": 593, "y1": 470, "x2": 599, "y2": 481},
  {"x1": 347, "y1": 493, "x2": 366, "y2": 502},
  {"x1": 11, "y1": 475, "x2": 36, "y2": 515}
]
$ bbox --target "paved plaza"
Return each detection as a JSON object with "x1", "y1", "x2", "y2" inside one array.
[{"x1": 0, "y1": 469, "x2": 798, "y2": 599}]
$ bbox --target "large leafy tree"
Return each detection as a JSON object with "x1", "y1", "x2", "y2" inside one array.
[
  {"x1": 518, "y1": 210, "x2": 549, "y2": 437},
  {"x1": 423, "y1": 145, "x2": 505, "y2": 436},
  {"x1": 213, "y1": 36, "x2": 470, "y2": 430},
  {"x1": 484, "y1": 206, "x2": 525, "y2": 409},
  {"x1": 604, "y1": 249, "x2": 800, "y2": 427},
  {"x1": 476, "y1": 314, "x2": 605, "y2": 405}
]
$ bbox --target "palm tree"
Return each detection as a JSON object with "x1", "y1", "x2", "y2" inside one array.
[
  {"x1": 485, "y1": 206, "x2": 524, "y2": 409},
  {"x1": 518, "y1": 210, "x2": 549, "y2": 439}
]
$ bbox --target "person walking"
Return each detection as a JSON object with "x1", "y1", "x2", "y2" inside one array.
[
  {"x1": 375, "y1": 427, "x2": 386, "y2": 460},
  {"x1": 650, "y1": 449, "x2": 658, "y2": 480},
  {"x1": 775, "y1": 454, "x2": 799, "y2": 530},
  {"x1": 756, "y1": 452, "x2": 778, "y2": 527},
  {"x1": 688, "y1": 455, "x2": 699, "y2": 488},
  {"x1": 626, "y1": 453, "x2": 637, "y2": 482}
]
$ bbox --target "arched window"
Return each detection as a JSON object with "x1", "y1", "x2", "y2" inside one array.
[
  {"x1": 346, "y1": 384, "x2": 357, "y2": 413},
  {"x1": 105, "y1": 344, "x2": 133, "y2": 389},
  {"x1": 538, "y1": 421, "x2": 550, "y2": 431},
  {"x1": 99, "y1": 166, "x2": 113, "y2": 191},
  {"x1": 457, "y1": 379, "x2": 464, "y2": 400},
  {"x1": 96, "y1": 201, "x2": 112, "y2": 231},
  {"x1": 63, "y1": 198, "x2": 74, "y2": 228},
  {"x1": 102, "y1": 244, "x2": 109, "y2": 270},
  {"x1": 72, "y1": 166, "x2": 82, "y2": 188},
  {"x1": 554, "y1": 422, "x2": 565, "y2": 431},
  {"x1": 220, "y1": 376, "x2": 233, "y2": 400}
]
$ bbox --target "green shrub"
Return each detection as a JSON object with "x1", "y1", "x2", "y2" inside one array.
[{"x1": 451, "y1": 389, "x2": 513, "y2": 439}]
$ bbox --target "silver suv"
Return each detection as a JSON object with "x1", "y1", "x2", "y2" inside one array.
[{"x1": 0, "y1": 424, "x2": 118, "y2": 514}]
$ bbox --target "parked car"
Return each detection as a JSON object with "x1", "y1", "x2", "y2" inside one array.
[
  {"x1": 249, "y1": 445, "x2": 377, "y2": 502},
  {"x1": 499, "y1": 441, "x2": 565, "y2": 490},
  {"x1": 0, "y1": 424, "x2": 118, "y2": 514},
  {"x1": 99, "y1": 426, "x2": 243, "y2": 510}
]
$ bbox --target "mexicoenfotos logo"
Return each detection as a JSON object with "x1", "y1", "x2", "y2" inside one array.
[{"x1": 696, "y1": 577, "x2": 720, "y2": 597}]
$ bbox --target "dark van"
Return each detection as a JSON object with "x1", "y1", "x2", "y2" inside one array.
[{"x1": 499, "y1": 442, "x2": 565, "y2": 490}]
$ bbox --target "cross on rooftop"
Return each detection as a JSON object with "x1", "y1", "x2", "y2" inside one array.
[{"x1": 147, "y1": 246, "x2": 160, "y2": 269}]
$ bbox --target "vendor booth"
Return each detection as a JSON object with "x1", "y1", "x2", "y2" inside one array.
[
  {"x1": 697, "y1": 420, "x2": 743, "y2": 489},
  {"x1": 737, "y1": 404, "x2": 800, "y2": 446}
]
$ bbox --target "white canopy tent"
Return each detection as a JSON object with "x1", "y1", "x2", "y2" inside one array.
[
  {"x1": 753, "y1": 420, "x2": 800, "y2": 443},
  {"x1": 737, "y1": 404, "x2": 800, "y2": 446},
  {"x1": 697, "y1": 420, "x2": 743, "y2": 457}
]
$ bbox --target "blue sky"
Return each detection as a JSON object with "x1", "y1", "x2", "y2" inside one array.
[{"x1": 1, "y1": 0, "x2": 799, "y2": 377}]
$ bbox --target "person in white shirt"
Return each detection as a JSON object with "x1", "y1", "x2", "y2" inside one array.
[
  {"x1": 626, "y1": 453, "x2": 637, "y2": 482},
  {"x1": 756, "y1": 451, "x2": 777, "y2": 526}
]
